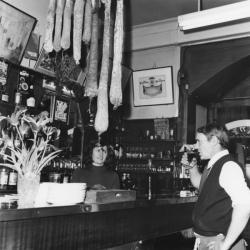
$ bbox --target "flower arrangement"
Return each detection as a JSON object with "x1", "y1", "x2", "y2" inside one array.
[
  {"x1": 0, "y1": 107, "x2": 61, "y2": 208},
  {"x1": 0, "y1": 108, "x2": 61, "y2": 177}
]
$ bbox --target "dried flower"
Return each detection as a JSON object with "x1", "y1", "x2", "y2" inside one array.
[{"x1": 0, "y1": 108, "x2": 61, "y2": 177}]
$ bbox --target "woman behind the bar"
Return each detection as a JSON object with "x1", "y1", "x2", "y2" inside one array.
[{"x1": 71, "y1": 140, "x2": 120, "y2": 190}]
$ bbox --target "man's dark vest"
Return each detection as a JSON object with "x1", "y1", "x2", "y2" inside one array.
[{"x1": 192, "y1": 154, "x2": 244, "y2": 236}]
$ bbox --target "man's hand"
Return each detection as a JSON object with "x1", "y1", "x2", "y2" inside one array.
[
  {"x1": 207, "y1": 234, "x2": 227, "y2": 250},
  {"x1": 181, "y1": 152, "x2": 198, "y2": 170}
]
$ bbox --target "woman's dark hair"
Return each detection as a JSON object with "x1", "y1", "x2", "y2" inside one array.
[
  {"x1": 197, "y1": 123, "x2": 229, "y2": 149},
  {"x1": 83, "y1": 140, "x2": 115, "y2": 169}
]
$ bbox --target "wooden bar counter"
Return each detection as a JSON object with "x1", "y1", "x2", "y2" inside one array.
[{"x1": 0, "y1": 196, "x2": 197, "y2": 250}]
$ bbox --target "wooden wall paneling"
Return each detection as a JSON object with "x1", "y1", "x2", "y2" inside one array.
[{"x1": 0, "y1": 201, "x2": 195, "y2": 250}]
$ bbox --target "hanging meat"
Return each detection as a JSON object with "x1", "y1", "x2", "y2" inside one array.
[
  {"x1": 94, "y1": 0, "x2": 111, "y2": 135},
  {"x1": 84, "y1": 1, "x2": 99, "y2": 98},
  {"x1": 44, "y1": 0, "x2": 56, "y2": 53},
  {"x1": 109, "y1": 0, "x2": 124, "y2": 109},
  {"x1": 61, "y1": 0, "x2": 73, "y2": 50},
  {"x1": 73, "y1": 0, "x2": 85, "y2": 64},
  {"x1": 82, "y1": 0, "x2": 92, "y2": 44},
  {"x1": 53, "y1": 0, "x2": 66, "y2": 52}
]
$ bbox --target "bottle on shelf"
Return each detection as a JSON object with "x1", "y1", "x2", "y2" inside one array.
[
  {"x1": 0, "y1": 166, "x2": 9, "y2": 190},
  {"x1": 0, "y1": 60, "x2": 8, "y2": 103},
  {"x1": 1, "y1": 85, "x2": 9, "y2": 102},
  {"x1": 26, "y1": 84, "x2": 35, "y2": 108},
  {"x1": 8, "y1": 169, "x2": 17, "y2": 190},
  {"x1": 48, "y1": 161, "x2": 61, "y2": 183}
]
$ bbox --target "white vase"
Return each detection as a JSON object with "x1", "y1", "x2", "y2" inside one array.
[{"x1": 17, "y1": 173, "x2": 40, "y2": 209}]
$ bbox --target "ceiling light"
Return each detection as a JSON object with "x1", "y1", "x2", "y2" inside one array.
[{"x1": 178, "y1": 1, "x2": 250, "y2": 31}]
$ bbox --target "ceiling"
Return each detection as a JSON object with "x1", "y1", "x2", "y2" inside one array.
[{"x1": 126, "y1": 0, "x2": 246, "y2": 27}]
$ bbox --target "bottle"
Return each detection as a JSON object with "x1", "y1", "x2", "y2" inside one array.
[
  {"x1": 49, "y1": 161, "x2": 61, "y2": 183},
  {"x1": 148, "y1": 175, "x2": 152, "y2": 200},
  {"x1": 0, "y1": 167, "x2": 9, "y2": 190},
  {"x1": 1, "y1": 85, "x2": 9, "y2": 102},
  {"x1": 8, "y1": 169, "x2": 17, "y2": 190},
  {"x1": 26, "y1": 84, "x2": 35, "y2": 107},
  {"x1": 15, "y1": 86, "x2": 22, "y2": 105}
]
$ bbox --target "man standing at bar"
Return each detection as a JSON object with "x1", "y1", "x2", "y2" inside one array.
[{"x1": 182, "y1": 123, "x2": 250, "y2": 250}]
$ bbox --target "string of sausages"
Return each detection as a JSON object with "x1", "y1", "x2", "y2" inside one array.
[{"x1": 44, "y1": 0, "x2": 124, "y2": 135}]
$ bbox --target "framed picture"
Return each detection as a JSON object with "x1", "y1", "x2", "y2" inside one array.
[
  {"x1": 53, "y1": 97, "x2": 70, "y2": 124},
  {"x1": 35, "y1": 45, "x2": 56, "y2": 77},
  {"x1": 0, "y1": 0, "x2": 37, "y2": 64},
  {"x1": 24, "y1": 32, "x2": 40, "y2": 61},
  {"x1": 132, "y1": 66, "x2": 174, "y2": 106}
]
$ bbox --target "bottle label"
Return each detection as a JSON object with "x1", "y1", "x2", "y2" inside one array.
[
  {"x1": 49, "y1": 173, "x2": 61, "y2": 183},
  {"x1": 15, "y1": 92, "x2": 21, "y2": 104},
  {"x1": 1, "y1": 94, "x2": 9, "y2": 102},
  {"x1": 9, "y1": 172, "x2": 17, "y2": 185},
  {"x1": 0, "y1": 171, "x2": 8, "y2": 185}
]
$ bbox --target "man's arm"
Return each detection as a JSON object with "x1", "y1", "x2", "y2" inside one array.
[
  {"x1": 221, "y1": 205, "x2": 250, "y2": 250},
  {"x1": 188, "y1": 163, "x2": 202, "y2": 189},
  {"x1": 219, "y1": 162, "x2": 250, "y2": 250}
]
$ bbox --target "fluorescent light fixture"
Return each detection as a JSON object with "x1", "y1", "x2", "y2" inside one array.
[{"x1": 178, "y1": 1, "x2": 250, "y2": 31}]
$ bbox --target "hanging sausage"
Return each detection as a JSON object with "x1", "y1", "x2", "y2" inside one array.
[
  {"x1": 94, "y1": 0, "x2": 111, "y2": 135},
  {"x1": 44, "y1": 0, "x2": 57, "y2": 53},
  {"x1": 53, "y1": 0, "x2": 66, "y2": 52},
  {"x1": 61, "y1": 0, "x2": 73, "y2": 50},
  {"x1": 84, "y1": 0, "x2": 99, "y2": 98},
  {"x1": 73, "y1": 0, "x2": 86, "y2": 64},
  {"x1": 109, "y1": 0, "x2": 124, "y2": 109},
  {"x1": 82, "y1": 0, "x2": 92, "y2": 45}
]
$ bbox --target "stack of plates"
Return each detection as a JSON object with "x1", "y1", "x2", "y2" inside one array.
[{"x1": 35, "y1": 183, "x2": 87, "y2": 207}]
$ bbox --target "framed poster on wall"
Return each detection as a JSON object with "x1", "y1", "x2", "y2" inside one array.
[
  {"x1": 132, "y1": 66, "x2": 174, "y2": 107},
  {"x1": 0, "y1": 0, "x2": 37, "y2": 64},
  {"x1": 53, "y1": 97, "x2": 70, "y2": 124}
]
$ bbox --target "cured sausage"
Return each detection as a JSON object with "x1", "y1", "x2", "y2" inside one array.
[
  {"x1": 53, "y1": 0, "x2": 66, "y2": 52},
  {"x1": 110, "y1": 0, "x2": 124, "y2": 109},
  {"x1": 73, "y1": 0, "x2": 85, "y2": 64},
  {"x1": 61, "y1": 0, "x2": 73, "y2": 50},
  {"x1": 82, "y1": 0, "x2": 92, "y2": 44},
  {"x1": 84, "y1": 1, "x2": 98, "y2": 98},
  {"x1": 94, "y1": 0, "x2": 111, "y2": 135},
  {"x1": 44, "y1": 0, "x2": 56, "y2": 52}
]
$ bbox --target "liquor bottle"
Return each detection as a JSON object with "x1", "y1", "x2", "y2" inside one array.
[
  {"x1": 48, "y1": 161, "x2": 61, "y2": 183},
  {"x1": 26, "y1": 84, "x2": 35, "y2": 107},
  {"x1": 8, "y1": 169, "x2": 18, "y2": 190},
  {"x1": 14, "y1": 83, "x2": 22, "y2": 106},
  {"x1": 0, "y1": 79, "x2": 9, "y2": 103},
  {"x1": 0, "y1": 167, "x2": 9, "y2": 190}
]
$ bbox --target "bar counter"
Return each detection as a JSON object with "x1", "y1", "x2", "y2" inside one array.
[{"x1": 0, "y1": 196, "x2": 197, "y2": 250}]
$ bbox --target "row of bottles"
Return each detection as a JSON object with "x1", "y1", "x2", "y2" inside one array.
[
  {"x1": 0, "y1": 167, "x2": 17, "y2": 191},
  {"x1": 117, "y1": 145, "x2": 173, "y2": 160},
  {"x1": 15, "y1": 69, "x2": 35, "y2": 107},
  {"x1": 41, "y1": 159, "x2": 80, "y2": 183},
  {"x1": 0, "y1": 61, "x2": 36, "y2": 106},
  {"x1": 116, "y1": 161, "x2": 174, "y2": 173},
  {"x1": 0, "y1": 60, "x2": 9, "y2": 102}
]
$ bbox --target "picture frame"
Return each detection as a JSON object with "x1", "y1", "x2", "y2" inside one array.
[
  {"x1": 24, "y1": 32, "x2": 40, "y2": 61},
  {"x1": 53, "y1": 97, "x2": 70, "y2": 124},
  {"x1": 34, "y1": 45, "x2": 56, "y2": 77},
  {"x1": 0, "y1": 0, "x2": 37, "y2": 64},
  {"x1": 132, "y1": 66, "x2": 174, "y2": 106}
]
